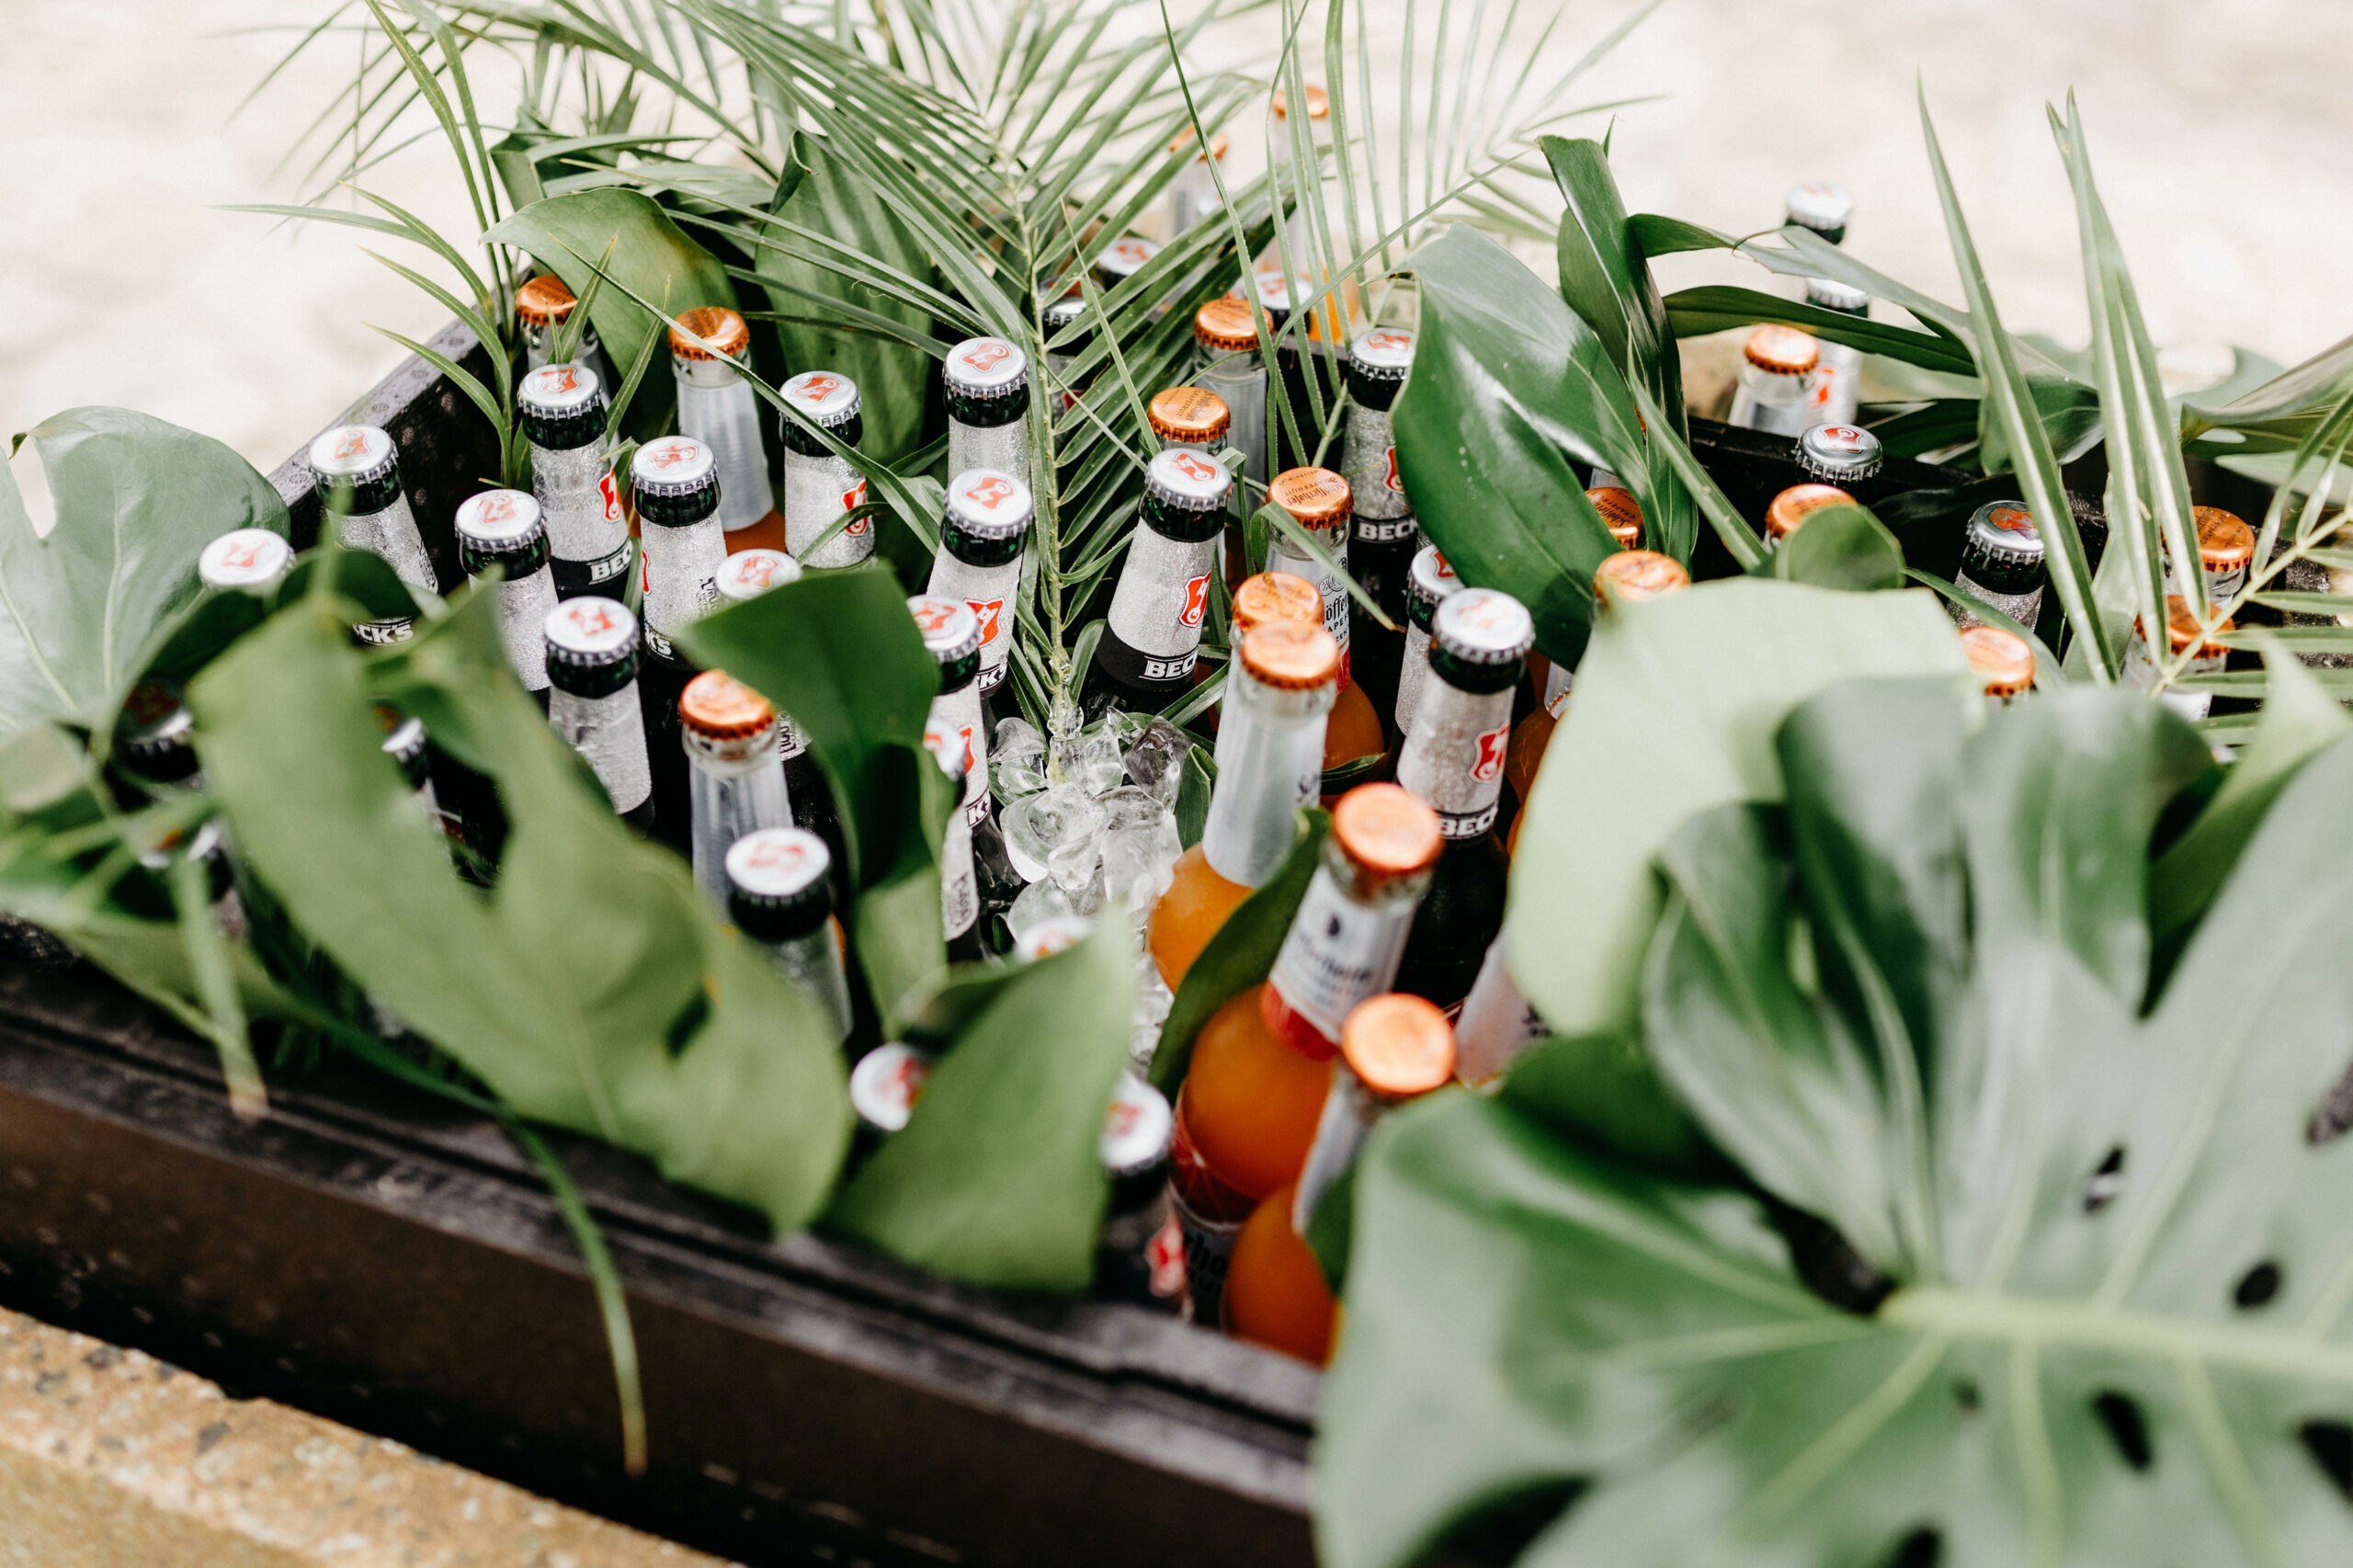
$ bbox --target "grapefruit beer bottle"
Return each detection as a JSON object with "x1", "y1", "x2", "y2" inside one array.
[
  {"x1": 1145, "y1": 618, "x2": 1338, "y2": 990},
  {"x1": 198, "y1": 528, "x2": 292, "y2": 593},
  {"x1": 517, "y1": 363, "x2": 631, "y2": 600},
  {"x1": 1502, "y1": 540, "x2": 1686, "y2": 816},
  {"x1": 1764, "y1": 483, "x2": 1853, "y2": 551},
  {"x1": 681, "y1": 671, "x2": 791, "y2": 909},
  {"x1": 1961, "y1": 626, "x2": 2035, "y2": 708},
  {"x1": 911, "y1": 596, "x2": 988, "y2": 962},
  {"x1": 1170, "y1": 782, "x2": 1439, "y2": 1324},
  {"x1": 1226, "y1": 992, "x2": 1455, "y2": 1362},
  {"x1": 713, "y1": 548, "x2": 839, "y2": 860},
  {"x1": 1148, "y1": 386, "x2": 1230, "y2": 456},
  {"x1": 454, "y1": 490, "x2": 559, "y2": 700},
  {"x1": 515, "y1": 272, "x2": 615, "y2": 388},
  {"x1": 670, "y1": 308, "x2": 781, "y2": 552},
  {"x1": 1951, "y1": 500, "x2": 2045, "y2": 630},
  {"x1": 1393, "y1": 587, "x2": 1532, "y2": 1010},
  {"x1": 1084, "y1": 449, "x2": 1233, "y2": 721},
  {"x1": 2188, "y1": 506, "x2": 2255, "y2": 605},
  {"x1": 2121, "y1": 596, "x2": 2233, "y2": 722},
  {"x1": 944, "y1": 336, "x2": 1031, "y2": 483},
  {"x1": 1193, "y1": 297, "x2": 1268, "y2": 555},
  {"x1": 726, "y1": 826, "x2": 854, "y2": 1043},
  {"x1": 306, "y1": 425, "x2": 436, "y2": 644},
  {"x1": 1228, "y1": 570, "x2": 1384, "y2": 795},
  {"x1": 1266, "y1": 467, "x2": 1385, "y2": 778},
  {"x1": 926, "y1": 469, "x2": 1034, "y2": 705},
  {"x1": 1392, "y1": 545, "x2": 1461, "y2": 739},
  {"x1": 1727, "y1": 326, "x2": 1822, "y2": 438},
  {"x1": 543, "y1": 597, "x2": 655, "y2": 832},
  {"x1": 779, "y1": 371, "x2": 873, "y2": 568},
  {"x1": 1342, "y1": 328, "x2": 1417, "y2": 733}
]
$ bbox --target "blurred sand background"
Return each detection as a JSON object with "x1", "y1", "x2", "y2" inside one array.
[{"x1": 2, "y1": 0, "x2": 2347, "y2": 515}]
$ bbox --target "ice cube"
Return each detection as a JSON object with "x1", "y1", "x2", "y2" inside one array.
[
  {"x1": 1122, "y1": 718, "x2": 1188, "y2": 804},
  {"x1": 1100, "y1": 812, "x2": 1181, "y2": 909},
  {"x1": 1098, "y1": 786, "x2": 1166, "y2": 833},
  {"x1": 1002, "y1": 781, "x2": 1096, "y2": 883},
  {"x1": 1070, "y1": 722, "x2": 1127, "y2": 797},
  {"x1": 1134, "y1": 956, "x2": 1173, "y2": 1026},
  {"x1": 1007, "y1": 874, "x2": 1078, "y2": 940},
  {"x1": 1050, "y1": 830, "x2": 1107, "y2": 915},
  {"x1": 992, "y1": 716, "x2": 1046, "y2": 799}
]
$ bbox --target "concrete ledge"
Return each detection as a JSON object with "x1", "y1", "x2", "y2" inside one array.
[{"x1": 0, "y1": 1306, "x2": 735, "y2": 1568}]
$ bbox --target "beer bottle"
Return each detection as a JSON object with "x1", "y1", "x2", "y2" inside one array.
[
  {"x1": 542, "y1": 597, "x2": 655, "y2": 832},
  {"x1": 927, "y1": 468, "x2": 1034, "y2": 705},
  {"x1": 1148, "y1": 386, "x2": 1230, "y2": 455},
  {"x1": 1392, "y1": 587, "x2": 1531, "y2": 1009},
  {"x1": 1452, "y1": 937, "x2": 1548, "y2": 1083},
  {"x1": 1951, "y1": 500, "x2": 2045, "y2": 630},
  {"x1": 1226, "y1": 992, "x2": 1453, "y2": 1361},
  {"x1": 1097, "y1": 1071, "x2": 1183, "y2": 1313},
  {"x1": 1095, "y1": 233, "x2": 1161, "y2": 295},
  {"x1": 1041, "y1": 289, "x2": 1090, "y2": 412},
  {"x1": 779, "y1": 371, "x2": 872, "y2": 568},
  {"x1": 1193, "y1": 298, "x2": 1268, "y2": 546},
  {"x1": 944, "y1": 336, "x2": 1031, "y2": 484},
  {"x1": 631, "y1": 435, "x2": 727, "y2": 663},
  {"x1": 1084, "y1": 449, "x2": 1232, "y2": 722},
  {"x1": 2191, "y1": 506, "x2": 2255, "y2": 605},
  {"x1": 1164, "y1": 128, "x2": 1231, "y2": 238},
  {"x1": 1145, "y1": 618, "x2": 1338, "y2": 990},
  {"x1": 1803, "y1": 278, "x2": 1870, "y2": 428},
  {"x1": 516, "y1": 272, "x2": 615, "y2": 389},
  {"x1": 2122, "y1": 595, "x2": 2233, "y2": 722},
  {"x1": 115, "y1": 680, "x2": 203, "y2": 793},
  {"x1": 713, "y1": 548, "x2": 840, "y2": 864},
  {"x1": 1784, "y1": 180, "x2": 1854, "y2": 245},
  {"x1": 1765, "y1": 483, "x2": 1854, "y2": 550},
  {"x1": 1341, "y1": 328, "x2": 1418, "y2": 734},
  {"x1": 670, "y1": 308, "x2": 781, "y2": 552},
  {"x1": 726, "y1": 825, "x2": 853, "y2": 1043},
  {"x1": 306, "y1": 425, "x2": 436, "y2": 644},
  {"x1": 1795, "y1": 421, "x2": 1883, "y2": 500},
  {"x1": 517, "y1": 363, "x2": 631, "y2": 600},
  {"x1": 198, "y1": 528, "x2": 291, "y2": 593},
  {"x1": 1169, "y1": 782, "x2": 1439, "y2": 1325},
  {"x1": 681, "y1": 670, "x2": 792, "y2": 909},
  {"x1": 910, "y1": 596, "x2": 987, "y2": 962},
  {"x1": 1961, "y1": 625, "x2": 2035, "y2": 708},
  {"x1": 453, "y1": 489, "x2": 559, "y2": 700},
  {"x1": 847, "y1": 1042, "x2": 935, "y2": 1171},
  {"x1": 378, "y1": 706, "x2": 452, "y2": 839},
  {"x1": 1267, "y1": 468, "x2": 1386, "y2": 778},
  {"x1": 1392, "y1": 545, "x2": 1461, "y2": 738},
  {"x1": 1727, "y1": 326, "x2": 1822, "y2": 438}
]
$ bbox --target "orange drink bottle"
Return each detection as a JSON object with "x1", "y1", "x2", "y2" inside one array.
[
  {"x1": 1500, "y1": 487, "x2": 1642, "y2": 811},
  {"x1": 1961, "y1": 625, "x2": 2035, "y2": 708},
  {"x1": 1266, "y1": 469, "x2": 1387, "y2": 778},
  {"x1": 1227, "y1": 993, "x2": 1456, "y2": 1362},
  {"x1": 1146, "y1": 617, "x2": 1337, "y2": 991},
  {"x1": 1169, "y1": 783, "x2": 1440, "y2": 1325}
]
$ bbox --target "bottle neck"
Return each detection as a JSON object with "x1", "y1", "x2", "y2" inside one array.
[
  {"x1": 675, "y1": 356, "x2": 745, "y2": 391},
  {"x1": 1395, "y1": 661, "x2": 1519, "y2": 840},
  {"x1": 1264, "y1": 856, "x2": 1427, "y2": 1056},
  {"x1": 1201, "y1": 665, "x2": 1332, "y2": 886}
]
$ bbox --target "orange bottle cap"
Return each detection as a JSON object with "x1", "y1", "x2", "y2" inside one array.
[
  {"x1": 1745, "y1": 324, "x2": 1820, "y2": 376},
  {"x1": 1239, "y1": 619, "x2": 1340, "y2": 690},
  {"x1": 2143, "y1": 594, "x2": 2234, "y2": 656},
  {"x1": 1341, "y1": 994, "x2": 1455, "y2": 1098},
  {"x1": 2193, "y1": 506, "x2": 2254, "y2": 570},
  {"x1": 1329, "y1": 783, "x2": 1441, "y2": 880},
  {"x1": 1269, "y1": 467, "x2": 1351, "y2": 528},
  {"x1": 1271, "y1": 85, "x2": 1329, "y2": 120},
  {"x1": 679, "y1": 670, "x2": 776, "y2": 738},
  {"x1": 1195, "y1": 297, "x2": 1261, "y2": 353},
  {"x1": 669, "y1": 305, "x2": 751, "y2": 360},
  {"x1": 1960, "y1": 626, "x2": 2035, "y2": 697},
  {"x1": 1149, "y1": 385, "x2": 1232, "y2": 442},
  {"x1": 1586, "y1": 485, "x2": 1643, "y2": 549},
  {"x1": 1168, "y1": 126, "x2": 1231, "y2": 160},
  {"x1": 516, "y1": 273, "x2": 578, "y2": 325},
  {"x1": 1233, "y1": 571, "x2": 1324, "y2": 634},
  {"x1": 1595, "y1": 550, "x2": 1690, "y2": 604},
  {"x1": 1766, "y1": 483, "x2": 1852, "y2": 542}
]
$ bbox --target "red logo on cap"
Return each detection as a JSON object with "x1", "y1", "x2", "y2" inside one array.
[
  {"x1": 841, "y1": 478, "x2": 868, "y2": 513},
  {"x1": 219, "y1": 539, "x2": 266, "y2": 572},
  {"x1": 967, "y1": 597, "x2": 1005, "y2": 643},
  {"x1": 1472, "y1": 721, "x2": 1510, "y2": 783},
  {"x1": 647, "y1": 440, "x2": 699, "y2": 469},
  {"x1": 885, "y1": 1052, "x2": 931, "y2": 1111},
  {"x1": 964, "y1": 475, "x2": 1017, "y2": 510},
  {"x1": 794, "y1": 373, "x2": 844, "y2": 404},
  {"x1": 1366, "y1": 331, "x2": 1412, "y2": 355},
  {"x1": 331, "y1": 430, "x2": 371, "y2": 463},
  {"x1": 742, "y1": 835, "x2": 810, "y2": 875},
  {"x1": 546, "y1": 365, "x2": 581, "y2": 394},
  {"x1": 1111, "y1": 238, "x2": 1153, "y2": 267},
  {"x1": 564, "y1": 602, "x2": 619, "y2": 640},
  {"x1": 732, "y1": 553, "x2": 781, "y2": 590},
  {"x1": 961, "y1": 341, "x2": 1013, "y2": 372},
  {"x1": 1170, "y1": 451, "x2": 1221, "y2": 486},
  {"x1": 478, "y1": 493, "x2": 519, "y2": 526},
  {"x1": 1384, "y1": 445, "x2": 1404, "y2": 494},
  {"x1": 1180, "y1": 573, "x2": 1210, "y2": 629},
  {"x1": 1988, "y1": 505, "x2": 2034, "y2": 532}
]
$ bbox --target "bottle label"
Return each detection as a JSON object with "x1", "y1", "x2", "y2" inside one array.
[
  {"x1": 787, "y1": 450, "x2": 875, "y2": 568},
  {"x1": 777, "y1": 716, "x2": 809, "y2": 762},
  {"x1": 1268, "y1": 530, "x2": 1353, "y2": 681},
  {"x1": 1267, "y1": 868, "x2": 1415, "y2": 1045},
  {"x1": 1453, "y1": 938, "x2": 1547, "y2": 1083},
  {"x1": 1354, "y1": 516, "x2": 1416, "y2": 545},
  {"x1": 641, "y1": 518, "x2": 726, "y2": 646},
  {"x1": 926, "y1": 549, "x2": 1023, "y2": 687},
  {"x1": 598, "y1": 467, "x2": 623, "y2": 526},
  {"x1": 353, "y1": 619, "x2": 416, "y2": 646},
  {"x1": 1396, "y1": 683, "x2": 1511, "y2": 839},
  {"x1": 1342, "y1": 406, "x2": 1409, "y2": 520},
  {"x1": 1108, "y1": 527, "x2": 1219, "y2": 660}
]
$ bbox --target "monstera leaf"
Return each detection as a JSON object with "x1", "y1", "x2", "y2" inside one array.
[
  {"x1": 191, "y1": 590, "x2": 852, "y2": 1232},
  {"x1": 1321, "y1": 676, "x2": 2353, "y2": 1568}
]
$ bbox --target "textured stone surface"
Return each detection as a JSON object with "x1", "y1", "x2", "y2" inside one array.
[{"x1": 0, "y1": 1307, "x2": 735, "y2": 1568}]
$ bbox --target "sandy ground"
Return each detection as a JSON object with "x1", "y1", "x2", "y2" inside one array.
[{"x1": 2, "y1": 0, "x2": 2347, "y2": 517}]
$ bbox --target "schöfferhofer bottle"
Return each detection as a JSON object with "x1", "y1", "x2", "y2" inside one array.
[
  {"x1": 682, "y1": 670, "x2": 792, "y2": 910},
  {"x1": 671, "y1": 307, "x2": 781, "y2": 551}
]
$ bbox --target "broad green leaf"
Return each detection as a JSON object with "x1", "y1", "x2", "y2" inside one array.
[
  {"x1": 1498, "y1": 1027, "x2": 1722, "y2": 1181},
  {"x1": 758, "y1": 131, "x2": 939, "y2": 467},
  {"x1": 1763, "y1": 502, "x2": 1906, "y2": 592},
  {"x1": 1391, "y1": 224, "x2": 1646, "y2": 667},
  {"x1": 0, "y1": 408, "x2": 288, "y2": 736},
  {"x1": 1543, "y1": 136, "x2": 1685, "y2": 434},
  {"x1": 1506, "y1": 579, "x2": 1967, "y2": 1041},
  {"x1": 484, "y1": 187, "x2": 736, "y2": 416},
  {"x1": 1324, "y1": 700, "x2": 2353, "y2": 1568},
  {"x1": 828, "y1": 916, "x2": 1136, "y2": 1292},
  {"x1": 1148, "y1": 808, "x2": 1328, "y2": 1094},
  {"x1": 191, "y1": 594, "x2": 851, "y2": 1232}
]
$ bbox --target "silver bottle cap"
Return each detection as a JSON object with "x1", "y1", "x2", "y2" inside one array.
[
  {"x1": 543, "y1": 597, "x2": 641, "y2": 668},
  {"x1": 850, "y1": 1043, "x2": 935, "y2": 1133},
  {"x1": 725, "y1": 826, "x2": 832, "y2": 903},
  {"x1": 780, "y1": 370, "x2": 862, "y2": 427},
  {"x1": 1966, "y1": 500, "x2": 2045, "y2": 562},
  {"x1": 1143, "y1": 448, "x2": 1233, "y2": 511},
  {"x1": 117, "y1": 680, "x2": 194, "y2": 765},
  {"x1": 306, "y1": 425, "x2": 398, "y2": 485},
  {"x1": 1407, "y1": 544, "x2": 1461, "y2": 608},
  {"x1": 1433, "y1": 586, "x2": 1534, "y2": 664},
  {"x1": 1784, "y1": 181, "x2": 1854, "y2": 236},
  {"x1": 1796, "y1": 423, "x2": 1883, "y2": 483},
  {"x1": 1349, "y1": 327, "x2": 1416, "y2": 380},
  {"x1": 454, "y1": 489, "x2": 546, "y2": 549},
  {"x1": 199, "y1": 528, "x2": 293, "y2": 590},
  {"x1": 1804, "y1": 277, "x2": 1869, "y2": 313},
  {"x1": 717, "y1": 548, "x2": 801, "y2": 602},
  {"x1": 944, "y1": 469, "x2": 1036, "y2": 540},
  {"x1": 908, "y1": 595, "x2": 983, "y2": 663},
  {"x1": 1099, "y1": 1072, "x2": 1174, "y2": 1177},
  {"x1": 517, "y1": 362, "x2": 605, "y2": 416},
  {"x1": 631, "y1": 435, "x2": 718, "y2": 497},
  {"x1": 1097, "y1": 234, "x2": 1159, "y2": 280},
  {"x1": 943, "y1": 336, "x2": 1029, "y2": 395}
]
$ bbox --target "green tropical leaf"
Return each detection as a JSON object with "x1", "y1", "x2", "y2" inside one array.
[
  {"x1": 1761, "y1": 502, "x2": 1906, "y2": 592},
  {"x1": 1660, "y1": 284, "x2": 1977, "y2": 376},
  {"x1": 0, "y1": 408, "x2": 288, "y2": 736}
]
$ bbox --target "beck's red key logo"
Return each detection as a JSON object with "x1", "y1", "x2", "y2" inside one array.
[
  {"x1": 1179, "y1": 572, "x2": 1211, "y2": 629},
  {"x1": 964, "y1": 474, "x2": 1016, "y2": 510},
  {"x1": 967, "y1": 598, "x2": 1006, "y2": 643},
  {"x1": 795, "y1": 373, "x2": 843, "y2": 405},
  {"x1": 221, "y1": 539, "x2": 265, "y2": 572},
  {"x1": 841, "y1": 477, "x2": 870, "y2": 534},
  {"x1": 1384, "y1": 445, "x2": 1404, "y2": 494},
  {"x1": 961, "y1": 341, "x2": 1012, "y2": 373},
  {"x1": 1170, "y1": 451, "x2": 1222, "y2": 487},
  {"x1": 647, "y1": 439, "x2": 699, "y2": 470},
  {"x1": 1472, "y1": 721, "x2": 1510, "y2": 783},
  {"x1": 598, "y1": 469, "x2": 622, "y2": 523},
  {"x1": 331, "y1": 430, "x2": 370, "y2": 463},
  {"x1": 733, "y1": 554, "x2": 781, "y2": 591}
]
